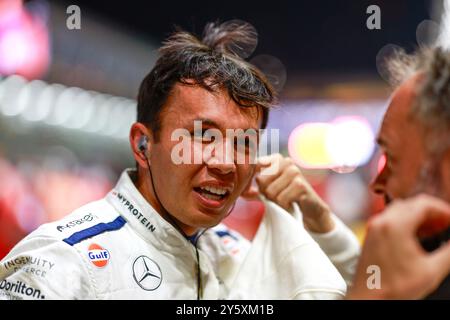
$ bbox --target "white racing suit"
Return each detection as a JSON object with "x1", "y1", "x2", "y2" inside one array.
[{"x1": 0, "y1": 169, "x2": 360, "y2": 299}]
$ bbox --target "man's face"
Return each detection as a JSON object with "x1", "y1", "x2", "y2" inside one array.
[
  {"x1": 148, "y1": 83, "x2": 261, "y2": 235},
  {"x1": 372, "y1": 75, "x2": 429, "y2": 204}
]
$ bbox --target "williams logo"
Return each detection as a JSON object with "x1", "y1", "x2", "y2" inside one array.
[
  {"x1": 132, "y1": 256, "x2": 162, "y2": 291},
  {"x1": 87, "y1": 244, "x2": 110, "y2": 268}
]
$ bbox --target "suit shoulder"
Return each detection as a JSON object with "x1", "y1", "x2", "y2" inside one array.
[{"x1": 28, "y1": 198, "x2": 120, "y2": 242}]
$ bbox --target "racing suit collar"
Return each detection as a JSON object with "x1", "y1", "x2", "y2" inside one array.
[{"x1": 106, "y1": 169, "x2": 193, "y2": 250}]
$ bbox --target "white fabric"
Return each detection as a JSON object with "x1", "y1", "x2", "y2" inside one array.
[
  {"x1": 308, "y1": 215, "x2": 361, "y2": 286},
  {"x1": 0, "y1": 169, "x2": 350, "y2": 300},
  {"x1": 228, "y1": 200, "x2": 347, "y2": 299}
]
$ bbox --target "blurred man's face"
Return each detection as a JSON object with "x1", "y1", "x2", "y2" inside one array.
[
  {"x1": 371, "y1": 75, "x2": 428, "y2": 204},
  {"x1": 148, "y1": 83, "x2": 260, "y2": 235}
]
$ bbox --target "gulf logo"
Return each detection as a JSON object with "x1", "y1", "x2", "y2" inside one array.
[{"x1": 87, "y1": 243, "x2": 110, "y2": 267}]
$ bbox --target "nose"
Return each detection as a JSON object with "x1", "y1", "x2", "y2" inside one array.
[
  {"x1": 204, "y1": 139, "x2": 236, "y2": 175},
  {"x1": 206, "y1": 157, "x2": 236, "y2": 175},
  {"x1": 371, "y1": 167, "x2": 387, "y2": 195}
]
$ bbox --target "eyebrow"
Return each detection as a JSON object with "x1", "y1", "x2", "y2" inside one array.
[
  {"x1": 192, "y1": 118, "x2": 258, "y2": 131},
  {"x1": 193, "y1": 118, "x2": 220, "y2": 128}
]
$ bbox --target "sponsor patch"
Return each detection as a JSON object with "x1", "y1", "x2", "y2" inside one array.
[
  {"x1": 56, "y1": 213, "x2": 96, "y2": 232},
  {"x1": 112, "y1": 191, "x2": 156, "y2": 232},
  {"x1": 2, "y1": 256, "x2": 55, "y2": 279},
  {"x1": 87, "y1": 243, "x2": 110, "y2": 268},
  {"x1": 0, "y1": 280, "x2": 45, "y2": 299},
  {"x1": 132, "y1": 256, "x2": 162, "y2": 291}
]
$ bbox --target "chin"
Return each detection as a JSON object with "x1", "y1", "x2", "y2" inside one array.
[{"x1": 191, "y1": 210, "x2": 226, "y2": 228}]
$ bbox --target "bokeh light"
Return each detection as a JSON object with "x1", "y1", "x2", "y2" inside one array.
[
  {"x1": 326, "y1": 116, "x2": 375, "y2": 169},
  {"x1": 288, "y1": 116, "x2": 375, "y2": 171},
  {"x1": 288, "y1": 123, "x2": 332, "y2": 168},
  {"x1": 0, "y1": 0, "x2": 50, "y2": 79}
]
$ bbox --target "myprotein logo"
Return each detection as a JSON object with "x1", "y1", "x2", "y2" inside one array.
[
  {"x1": 0, "y1": 280, "x2": 45, "y2": 299},
  {"x1": 87, "y1": 244, "x2": 110, "y2": 268},
  {"x1": 113, "y1": 192, "x2": 156, "y2": 232},
  {"x1": 56, "y1": 213, "x2": 96, "y2": 232}
]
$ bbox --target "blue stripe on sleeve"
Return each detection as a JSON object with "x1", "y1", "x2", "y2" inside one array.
[{"x1": 63, "y1": 216, "x2": 126, "y2": 246}]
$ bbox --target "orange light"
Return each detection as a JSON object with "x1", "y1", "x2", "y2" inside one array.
[{"x1": 288, "y1": 123, "x2": 333, "y2": 168}]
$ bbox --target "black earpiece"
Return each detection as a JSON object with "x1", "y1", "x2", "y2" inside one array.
[{"x1": 138, "y1": 136, "x2": 148, "y2": 153}]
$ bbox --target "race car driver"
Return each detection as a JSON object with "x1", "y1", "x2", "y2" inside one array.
[{"x1": 0, "y1": 21, "x2": 359, "y2": 299}]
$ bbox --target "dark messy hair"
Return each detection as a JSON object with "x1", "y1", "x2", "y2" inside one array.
[
  {"x1": 137, "y1": 21, "x2": 276, "y2": 141},
  {"x1": 385, "y1": 46, "x2": 450, "y2": 153}
]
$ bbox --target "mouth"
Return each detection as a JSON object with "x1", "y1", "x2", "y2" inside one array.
[{"x1": 193, "y1": 185, "x2": 232, "y2": 209}]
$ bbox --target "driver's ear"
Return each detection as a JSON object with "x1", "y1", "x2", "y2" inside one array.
[{"x1": 130, "y1": 122, "x2": 152, "y2": 168}]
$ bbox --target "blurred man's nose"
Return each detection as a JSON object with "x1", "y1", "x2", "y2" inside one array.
[{"x1": 371, "y1": 168, "x2": 387, "y2": 195}]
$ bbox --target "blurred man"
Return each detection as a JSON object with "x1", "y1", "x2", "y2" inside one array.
[
  {"x1": 0, "y1": 21, "x2": 357, "y2": 300},
  {"x1": 350, "y1": 47, "x2": 450, "y2": 299}
]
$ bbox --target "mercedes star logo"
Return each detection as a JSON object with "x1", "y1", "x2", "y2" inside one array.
[{"x1": 132, "y1": 255, "x2": 162, "y2": 291}]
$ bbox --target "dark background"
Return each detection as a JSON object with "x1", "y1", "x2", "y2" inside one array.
[{"x1": 71, "y1": 0, "x2": 430, "y2": 75}]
